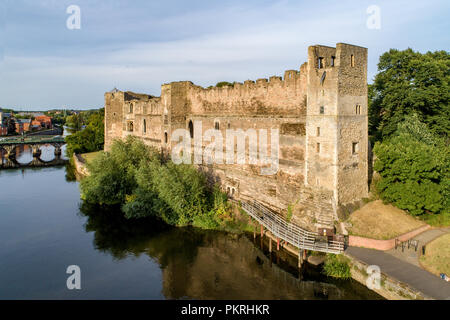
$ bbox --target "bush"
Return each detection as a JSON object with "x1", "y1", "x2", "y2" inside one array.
[
  {"x1": 322, "y1": 254, "x2": 351, "y2": 279},
  {"x1": 80, "y1": 135, "x2": 234, "y2": 229}
]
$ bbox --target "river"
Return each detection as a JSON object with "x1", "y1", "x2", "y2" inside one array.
[{"x1": 0, "y1": 143, "x2": 382, "y2": 299}]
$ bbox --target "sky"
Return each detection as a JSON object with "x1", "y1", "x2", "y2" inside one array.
[{"x1": 0, "y1": 0, "x2": 449, "y2": 110}]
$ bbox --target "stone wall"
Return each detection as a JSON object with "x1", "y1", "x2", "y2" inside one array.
[
  {"x1": 346, "y1": 252, "x2": 431, "y2": 300},
  {"x1": 349, "y1": 225, "x2": 431, "y2": 251}
]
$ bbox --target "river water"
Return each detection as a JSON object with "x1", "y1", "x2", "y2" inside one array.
[{"x1": 0, "y1": 144, "x2": 382, "y2": 300}]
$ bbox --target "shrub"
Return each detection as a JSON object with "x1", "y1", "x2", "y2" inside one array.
[
  {"x1": 322, "y1": 254, "x2": 352, "y2": 279},
  {"x1": 80, "y1": 135, "x2": 235, "y2": 229}
]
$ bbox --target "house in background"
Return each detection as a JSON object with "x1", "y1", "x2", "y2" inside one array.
[
  {"x1": 0, "y1": 109, "x2": 13, "y2": 135},
  {"x1": 33, "y1": 115, "x2": 53, "y2": 129},
  {"x1": 0, "y1": 124, "x2": 7, "y2": 136},
  {"x1": 15, "y1": 119, "x2": 32, "y2": 134}
]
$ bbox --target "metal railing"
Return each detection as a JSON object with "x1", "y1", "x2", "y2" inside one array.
[
  {"x1": 0, "y1": 135, "x2": 65, "y2": 145},
  {"x1": 241, "y1": 200, "x2": 344, "y2": 254}
]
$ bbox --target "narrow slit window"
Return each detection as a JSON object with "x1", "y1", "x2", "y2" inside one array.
[
  {"x1": 317, "y1": 127, "x2": 320, "y2": 137},
  {"x1": 320, "y1": 106, "x2": 324, "y2": 114},
  {"x1": 143, "y1": 119, "x2": 146, "y2": 133},
  {"x1": 351, "y1": 55, "x2": 355, "y2": 67},
  {"x1": 318, "y1": 57, "x2": 324, "y2": 69},
  {"x1": 316, "y1": 143, "x2": 321, "y2": 153},
  {"x1": 188, "y1": 120, "x2": 194, "y2": 139},
  {"x1": 352, "y1": 142, "x2": 359, "y2": 155},
  {"x1": 164, "y1": 132, "x2": 168, "y2": 144},
  {"x1": 331, "y1": 56, "x2": 335, "y2": 67}
]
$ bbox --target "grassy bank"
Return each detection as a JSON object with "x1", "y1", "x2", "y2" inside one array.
[
  {"x1": 347, "y1": 200, "x2": 426, "y2": 240},
  {"x1": 420, "y1": 233, "x2": 450, "y2": 276},
  {"x1": 81, "y1": 151, "x2": 101, "y2": 164}
]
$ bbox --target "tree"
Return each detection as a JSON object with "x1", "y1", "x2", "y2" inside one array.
[
  {"x1": 65, "y1": 108, "x2": 104, "y2": 156},
  {"x1": 373, "y1": 114, "x2": 449, "y2": 216},
  {"x1": 6, "y1": 118, "x2": 16, "y2": 134},
  {"x1": 80, "y1": 135, "x2": 160, "y2": 205},
  {"x1": 81, "y1": 135, "x2": 229, "y2": 229},
  {"x1": 369, "y1": 48, "x2": 449, "y2": 141},
  {"x1": 215, "y1": 81, "x2": 234, "y2": 88}
]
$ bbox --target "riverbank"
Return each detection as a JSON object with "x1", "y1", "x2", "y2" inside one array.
[{"x1": 72, "y1": 153, "x2": 89, "y2": 177}]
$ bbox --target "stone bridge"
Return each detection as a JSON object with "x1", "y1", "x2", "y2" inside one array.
[{"x1": 0, "y1": 135, "x2": 68, "y2": 169}]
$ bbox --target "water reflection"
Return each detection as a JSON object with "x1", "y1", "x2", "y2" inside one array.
[{"x1": 79, "y1": 202, "x2": 383, "y2": 300}]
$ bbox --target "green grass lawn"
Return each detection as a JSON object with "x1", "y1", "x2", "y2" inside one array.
[
  {"x1": 347, "y1": 200, "x2": 426, "y2": 240},
  {"x1": 81, "y1": 151, "x2": 101, "y2": 164},
  {"x1": 420, "y1": 233, "x2": 450, "y2": 276}
]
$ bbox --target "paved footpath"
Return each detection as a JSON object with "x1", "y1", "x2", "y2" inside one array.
[
  {"x1": 385, "y1": 228, "x2": 450, "y2": 266},
  {"x1": 346, "y1": 245, "x2": 450, "y2": 300}
]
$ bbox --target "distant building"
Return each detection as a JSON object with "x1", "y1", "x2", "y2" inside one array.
[
  {"x1": 15, "y1": 119, "x2": 32, "y2": 134},
  {"x1": 0, "y1": 124, "x2": 7, "y2": 136},
  {"x1": 0, "y1": 109, "x2": 13, "y2": 135},
  {"x1": 33, "y1": 115, "x2": 53, "y2": 129}
]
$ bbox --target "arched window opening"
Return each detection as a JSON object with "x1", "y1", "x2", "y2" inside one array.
[{"x1": 164, "y1": 132, "x2": 168, "y2": 144}]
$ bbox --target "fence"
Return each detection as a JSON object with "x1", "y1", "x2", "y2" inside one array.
[{"x1": 241, "y1": 200, "x2": 344, "y2": 254}]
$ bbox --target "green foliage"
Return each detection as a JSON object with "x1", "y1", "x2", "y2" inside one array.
[
  {"x1": 322, "y1": 254, "x2": 351, "y2": 279},
  {"x1": 65, "y1": 109, "x2": 104, "y2": 156},
  {"x1": 215, "y1": 81, "x2": 234, "y2": 88},
  {"x1": 373, "y1": 114, "x2": 449, "y2": 216},
  {"x1": 286, "y1": 204, "x2": 293, "y2": 223},
  {"x1": 369, "y1": 48, "x2": 449, "y2": 141},
  {"x1": 65, "y1": 113, "x2": 84, "y2": 131},
  {"x1": 81, "y1": 136, "x2": 234, "y2": 229},
  {"x1": 80, "y1": 135, "x2": 158, "y2": 205}
]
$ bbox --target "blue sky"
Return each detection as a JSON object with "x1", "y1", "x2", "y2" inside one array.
[{"x1": 0, "y1": 0, "x2": 449, "y2": 110}]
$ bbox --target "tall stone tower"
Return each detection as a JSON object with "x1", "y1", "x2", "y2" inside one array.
[
  {"x1": 305, "y1": 43, "x2": 368, "y2": 208},
  {"x1": 104, "y1": 88, "x2": 125, "y2": 150}
]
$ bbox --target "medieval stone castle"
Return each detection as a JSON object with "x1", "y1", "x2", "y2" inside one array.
[{"x1": 104, "y1": 43, "x2": 369, "y2": 233}]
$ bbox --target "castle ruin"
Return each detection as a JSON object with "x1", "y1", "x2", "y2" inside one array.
[{"x1": 104, "y1": 43, "x2": 369, "y2": 233}]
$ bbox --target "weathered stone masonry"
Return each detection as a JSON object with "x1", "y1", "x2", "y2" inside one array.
[{"x1": 104, "y1": 43, "x2": 369, "y2": 233}]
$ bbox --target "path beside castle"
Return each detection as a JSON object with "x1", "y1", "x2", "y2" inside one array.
[{"x1": 346, "y1": 228, "x2": 450, "y2": 300}]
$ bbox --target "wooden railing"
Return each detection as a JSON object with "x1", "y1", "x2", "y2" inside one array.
[{"x1": 241, "y1": 200, "x2": 344, "y2": 254}]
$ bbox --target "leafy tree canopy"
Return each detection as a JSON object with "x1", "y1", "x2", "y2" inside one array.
[
  {"x1": 373, "y1": 114, "x2": 449, "y2": 216},
  {"x1": 369, "y1": 48, "x2": 449, "y2": 141},
  {"x1": 65, "y1": 108, "x2": 104, "y2": 156}
]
